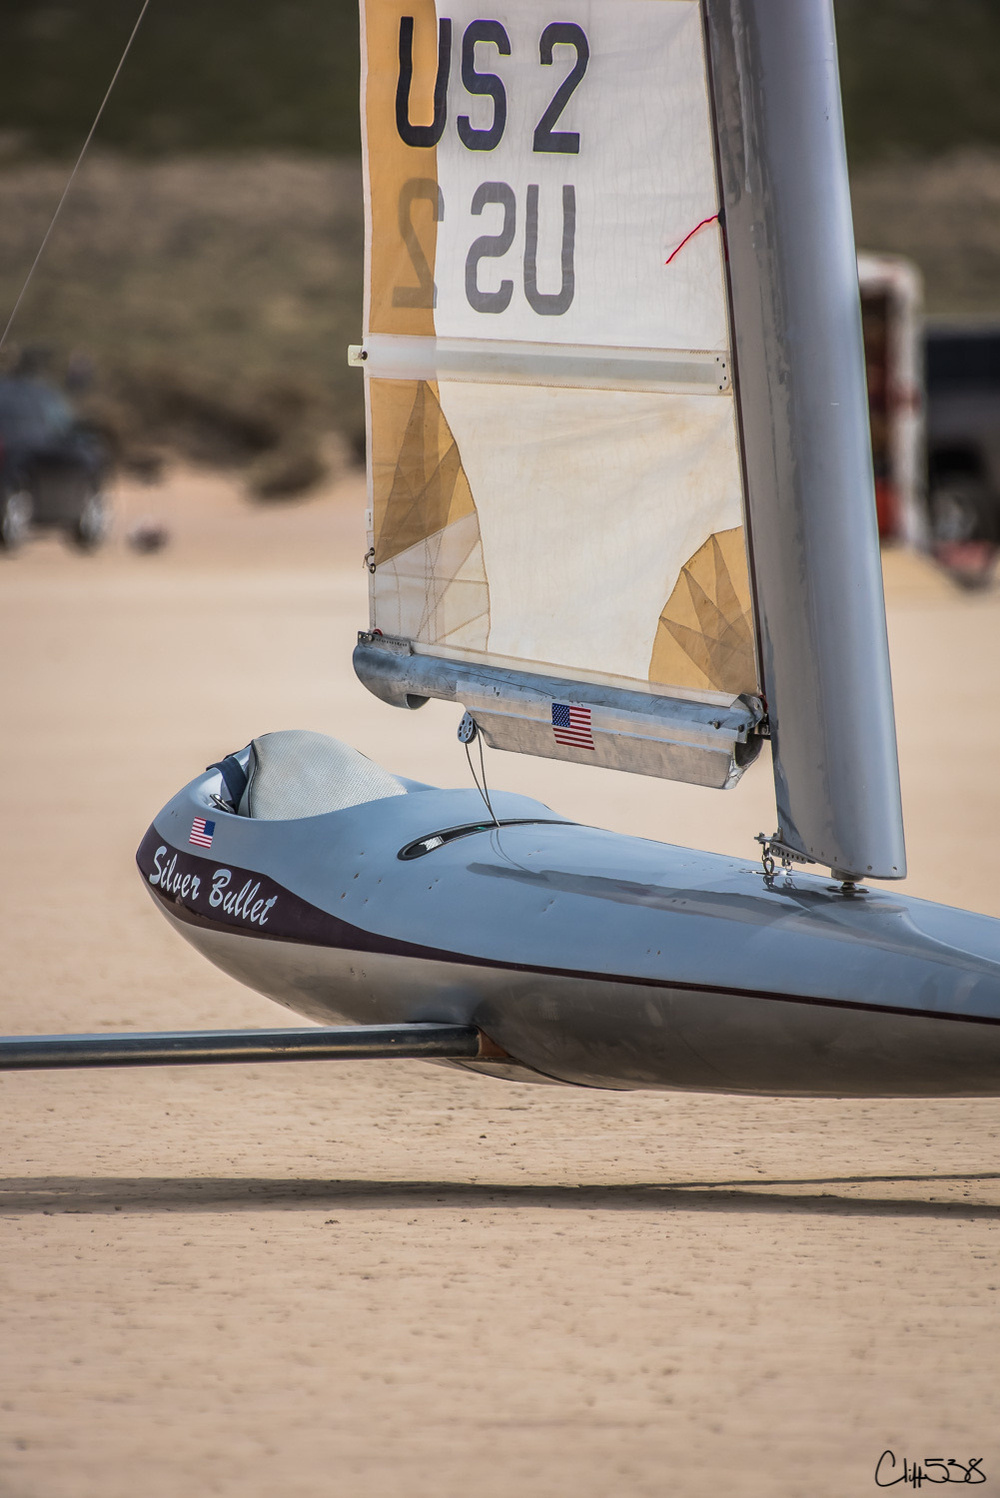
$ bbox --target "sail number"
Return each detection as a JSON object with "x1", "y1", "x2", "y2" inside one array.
[
  {"x1": 396, "y1": 17, "x2": 589, "y2": 154},
  {"x1": 392, "y1": 16, "x2": 587, "y2": 317}
]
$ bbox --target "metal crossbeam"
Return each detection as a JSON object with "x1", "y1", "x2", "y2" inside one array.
[{"x1": 0, "y1": 1024, "x2": 485, "y2": 1071}]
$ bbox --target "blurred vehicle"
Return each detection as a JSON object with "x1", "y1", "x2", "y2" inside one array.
[
  {"x1": 858, "y1": 258, "x2": 1000, "y2": 587},
  {"x1": 924, "y1": 321, "x2": 1000, "y2": 585},
  {"x1": 858, "y1": 253, "x2": 925, "y2": 548},
  {"x1": 0, "y1": 376, "x2": 113, "y2": 553}
]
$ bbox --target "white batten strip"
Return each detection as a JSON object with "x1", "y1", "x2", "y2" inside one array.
[{"x1": 352, "y1": 335, "x2": 730, "y2": 395}]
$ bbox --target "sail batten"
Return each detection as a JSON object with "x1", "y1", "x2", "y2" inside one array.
[{"x1": 357, "y1": 334, "x2": 730, "y2": 394}]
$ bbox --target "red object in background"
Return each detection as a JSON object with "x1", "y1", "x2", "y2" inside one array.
[
  {"x1": 932, "y1": 539, "x2": 998, "y2": 589},
  {"x1": 875, "y1": 478, "x2": 898, "y2": 540}
]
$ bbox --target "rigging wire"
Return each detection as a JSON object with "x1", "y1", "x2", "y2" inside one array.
[
  {"x1": 0, "y1": 0, "x2": 153, "y2": 357},
  {"x1": 464, "y1": 733, "x2": 500, "y2": 829}
]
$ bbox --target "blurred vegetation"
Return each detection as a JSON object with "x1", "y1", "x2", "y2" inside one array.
[
  {"x1": 1, "y1": 1, "x2": 1000, "y2": 495},
  {"x1": 0, "y1": 157, "x2": 365, "y2": 493},
  {"x1": 2, "y1": 1, "x2": 1000, "y2": 166},
  {"x1": 852, "y1": 152, "x2": 1000, "y2": 316},
  {"x1": 0, "y1": 2, "x2": 361, "y2": 160},
  {"x1": 836, "y1": 0, "x2": 1000, "y2": 166}
]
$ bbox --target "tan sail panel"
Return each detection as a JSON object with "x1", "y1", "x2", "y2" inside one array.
[
  {"x1": 649, "y1": 528, "x2": 756, "y2": 695},
  {"x1": 371, "y1": 379, "x2": 476, "y2": 564},
  {"x1": 364, "y1": 0, "x2": 442, "y2": 336},
  {"x1": 370, "y1": 378, "x2": 489, "y2": 649}
]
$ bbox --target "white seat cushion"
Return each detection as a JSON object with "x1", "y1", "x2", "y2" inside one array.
[{"x1": 238, "y1": 730, "x2": 407, "y2": 820}]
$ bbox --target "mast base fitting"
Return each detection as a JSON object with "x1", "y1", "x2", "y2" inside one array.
[{"x1": 829, "y1": 874, "x2": 869, "y2": 896}]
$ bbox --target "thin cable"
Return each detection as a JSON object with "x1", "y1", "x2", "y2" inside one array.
[
  {"x1": 464, "y1": 735, "x2": 499, "y2": 828},
  {"x1": 0, "y1": 0, "x2": 153, "y2": 356},
  {"x1": 464, "y1": 738, "x2": 491, "y2": 823},
  {"x1": 477, "y1": 732, "x2": 499, "y2": 827}
]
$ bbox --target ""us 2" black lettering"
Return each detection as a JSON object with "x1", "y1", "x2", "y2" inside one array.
[{"x1": 394, "y1": 17, "x2": 590, "y2": 155}]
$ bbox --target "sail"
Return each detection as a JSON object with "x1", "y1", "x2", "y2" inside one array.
[
  {"x1": 354, "y1": 0, "x2": 906, "y2": 878},
  {"x1": 355, "y1": 0, "x2": 762, "y2": 792}
]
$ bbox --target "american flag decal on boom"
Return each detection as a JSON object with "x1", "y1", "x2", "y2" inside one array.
[{"x1": 551, "y1": 703, "x2": 595, "y2": 751}]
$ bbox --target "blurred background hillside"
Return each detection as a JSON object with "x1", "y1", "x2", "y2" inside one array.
[{"x1": 0, "y1": 0, "x2": 998, "y2": 494}]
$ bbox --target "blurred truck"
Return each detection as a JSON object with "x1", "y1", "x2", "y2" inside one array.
[
  {"x1": 924, "y1": 321, "x2": 1000, "y2": 578},
  {"x1": 860, "y1": 253, "x2": 1000, "y2": 585},
  {"x1": 858, "y1": 252, "x2": 925, "y2": 549}
]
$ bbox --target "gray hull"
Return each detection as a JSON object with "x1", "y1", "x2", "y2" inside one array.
[{"x1": 140, "y1": 775, "x2": 1000, "y2": 1096}]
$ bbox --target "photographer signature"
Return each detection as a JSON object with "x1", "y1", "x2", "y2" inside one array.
[{"x1": 876, "y1": 1451, "x2": 986, "y2": 1486}]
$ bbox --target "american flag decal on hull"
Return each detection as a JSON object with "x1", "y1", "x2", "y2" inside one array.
[
  {"x1": 551, "y1": 703, "x2": 595, "y2": 750},
  {"x1": 189, "y1": 817, "x2": 216, "y2": 849}
]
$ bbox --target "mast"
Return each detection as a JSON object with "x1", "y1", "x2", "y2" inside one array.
[{"x1": 703, "y1": 0, "x2": 906, "y2": 880}]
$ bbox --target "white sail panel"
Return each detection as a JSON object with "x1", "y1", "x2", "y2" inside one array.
[
  {"x1": 358, "y1": 0, "x2": 762, "y2": 786},
  {"x1": 437, "y1": 381, "x2": 747, "y2": 688},
  {"x1": 432, "y1": 0, "x2": 727, "y2": 351}
]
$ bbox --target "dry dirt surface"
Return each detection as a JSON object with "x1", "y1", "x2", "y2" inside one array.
[{"x1": 2, "y1": 471, "x2": 1000, "y2": 1498}]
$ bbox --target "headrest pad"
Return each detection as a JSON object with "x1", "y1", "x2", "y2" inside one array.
[{"x1": 238, "y1": 730, "x2": 407, "y2": 820}]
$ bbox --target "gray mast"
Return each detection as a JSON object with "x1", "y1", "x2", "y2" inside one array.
[{"x1": 704, "y1": 0, "x2": 906, "y2": 880}]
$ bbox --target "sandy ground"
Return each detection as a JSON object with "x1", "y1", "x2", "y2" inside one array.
[{"x1": 2, "y1": 470, "x2": 1000, "y2": 1498}]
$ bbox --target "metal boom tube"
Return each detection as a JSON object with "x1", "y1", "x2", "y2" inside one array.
[{"x1": 0, "y1": 1024, "x2": 486, "y2": 1071}]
